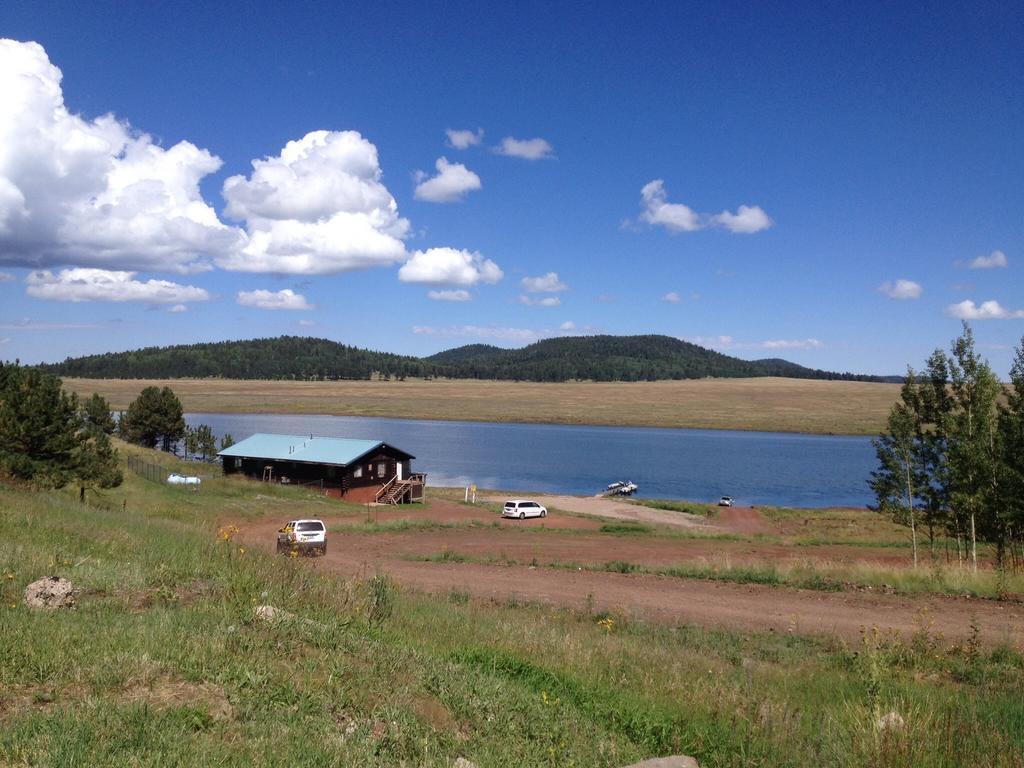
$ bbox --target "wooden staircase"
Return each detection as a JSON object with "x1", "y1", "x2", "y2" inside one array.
[{"x1": 375, "y1": 473, "x2": 427, "y2": 504}]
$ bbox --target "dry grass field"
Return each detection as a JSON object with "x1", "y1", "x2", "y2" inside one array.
[{"x1": 63, "y1": 376, "x2": 900, "y2": 434}]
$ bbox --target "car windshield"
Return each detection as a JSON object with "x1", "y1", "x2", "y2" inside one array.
[{"x1": 296, "y1": 521, "x2": 324, "y2": 532}]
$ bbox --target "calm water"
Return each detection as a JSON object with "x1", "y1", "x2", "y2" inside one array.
[{"x1": 186, "y1": 412, "x2": 877, "y2": 508}]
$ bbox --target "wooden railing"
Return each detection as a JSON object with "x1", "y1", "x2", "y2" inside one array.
[
  {"x1": 375, "y1": 475, "x2": 399, "y2": 503},
  {"x1": 375, "y1": 473, "x2": 427, "y2": 504}
]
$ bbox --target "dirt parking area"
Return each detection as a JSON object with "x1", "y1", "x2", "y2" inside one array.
[{"x1": 234, "y1": 499, "x2": 1024, "y2": 648}]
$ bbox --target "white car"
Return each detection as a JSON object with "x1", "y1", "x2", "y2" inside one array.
[
  {"x1": 502, "y1": 500, "x2": 548, "y2": 520},
  {"x1": 276, "y1": 519, "x2": 327, "y2": 555},
  {"x1": 718, "y1": 496, "x2": 733, "y2": 507}
]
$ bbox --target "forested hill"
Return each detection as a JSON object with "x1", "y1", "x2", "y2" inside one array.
[{"x1": 41, "y1": 334, "x2": 896, "y2": 383}]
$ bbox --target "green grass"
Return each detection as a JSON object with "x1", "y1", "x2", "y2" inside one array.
[
  {"x1": 631, "y1": 499, "x2": 719, "y2": 517},
  {"x1": 1, "y1": 446, "x2": 1023, "y2": 766},
  {"x1": 599, "y1": 522, "x2": 654, "y2": 535}
]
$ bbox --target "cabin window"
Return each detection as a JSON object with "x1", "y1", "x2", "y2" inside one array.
[
  {"x1": 233, "y1": 457, "x2": 241, "y2": 469},
  {"x1": 353, "y1": 466, "x2": 363, "y2": 479},
  {"x1": 378, "y1": 462, "x2": 387, "y2": 476}
]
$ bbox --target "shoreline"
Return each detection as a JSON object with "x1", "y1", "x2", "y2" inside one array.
[{"x1": 181, "y1": 405, "x2": 870, "y2": 437}]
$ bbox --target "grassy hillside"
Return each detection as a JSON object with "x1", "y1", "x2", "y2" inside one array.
[
  {"x1": 0, "y1": 445, "x2": 1022, "y2": 766},
  {"x1": 40, "y1": 334, "x2": 896, "y2": 383}
]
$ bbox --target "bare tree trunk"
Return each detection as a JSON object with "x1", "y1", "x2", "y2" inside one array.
[
  {"x1": 904, "y1": 454, "x2": 918, "y2": 568},
  {"x1": 970, "y1": 511, "x2": 978, "y2": 574}
]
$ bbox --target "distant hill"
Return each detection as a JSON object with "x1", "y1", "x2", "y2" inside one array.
[
  {"x1": 425, "y1": 335, "x2": 890, "y2": 382},
  {"x1": 41, "y1": 334, "x2": 896, "y2": 383}
]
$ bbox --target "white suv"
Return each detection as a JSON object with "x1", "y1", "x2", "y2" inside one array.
[
  {"x1": 276, "y1": 519, "x2": 327, "y2": 555},
  {"x1": 502, "y1": 500, "x2": 548, "y2": 520}
]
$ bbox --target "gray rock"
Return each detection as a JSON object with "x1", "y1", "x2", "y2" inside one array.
[
  {"x1": 453, "y1": 759, "x2": 478, "y2": 768},
  {"x1": 254, "y1": 604, "x2": 294, "y2": 622},
  {"x1": 621, "y1": 757, "x2": 699, "y2": 768},
  {"x1": 876, "y1": 710, "x2": 905, "y2": 732},
  {"x1": 253, "y1": 604, "x2": 326, "y2": 629},
  {"x1": 23, "y1": 576, "x2": 76, "y2": 609}
]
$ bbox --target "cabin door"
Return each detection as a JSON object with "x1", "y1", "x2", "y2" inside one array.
[{"x1": 396, "y1": 462, "x2": 404, "y2": 480}]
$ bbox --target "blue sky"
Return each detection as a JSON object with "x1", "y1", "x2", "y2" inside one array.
[{"x1": 0, "y1": 0, "x2": 1021, "y2": 375}]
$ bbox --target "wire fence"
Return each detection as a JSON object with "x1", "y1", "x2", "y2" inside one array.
[
  {"x1": 126, "y1": 455, "x2": 173, "y2": 484},
  {"x1": 126, "y1": 455, "x2": 218, "y2": 489}
]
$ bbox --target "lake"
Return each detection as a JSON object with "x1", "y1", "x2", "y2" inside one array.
[{"x1": 186, "y1": 412, "x2": 878, "y2": 508}]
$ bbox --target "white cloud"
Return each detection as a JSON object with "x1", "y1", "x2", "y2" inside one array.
[
  {"x1": 413, "y1": 325, "x2": 539, "y2": 343},
  {"x1": 446, "y1": 128, "x2": 483, "y2": 150},
  {"x1": 0, "y1": 337, "x2": 9, "y2": 345},
  {"x1": 0, "y1": 318, "x2": 101, "y2": 330},
  {"x1": 559, "y1": 321, "x2": 576, "y2": 331},
  {"x1": 219, "y1": 130, "x2": 409, "y2": 275},
  {"x1": 0, "y1": 39, "x2": 241, "y2": 273},
  {"x1": 237, "y1": 288, "x2": 313, "y2": 310},
  {"x1": 683, "y1": 335, "x2": 823, "y2": 351},
  {"x1": 521, "y1": 272, "x2": 567, "y2": 293},
  {"x1": 518, "y1": 295, "x2": 561, "y2": 307},
  {"x1": 946, "y1": 299, "x2": 1024, "y2": 320},
  {"x1": 414, "y1": 157, "x2": 482, "y2": 203},
  {"x1": 399, "y1": 247, "x2": 502, "y2": 286},
  {"x1": 969, "y1": 250, "x2": 1008, "y2": 269},
  {"x1": 759, "y1": 338, "x2": 823, "y2": 350},
  {"x1": 298, "y1": 318, "x2": 315, "y2": 326},
  {"x1": 710, "y1": 205, "x2": 773, "y2": 234},
  {"x1": 638, "y1": 180, "x2": 772, "y2": 235},
  {"x1": 428, "y1": 289, "x2": 472, "y2": 301},
  {"x1": 878, "y1": 279, "x2": 923, "y2": 300},
  {"x1": 0, "y1": 272, "x2": 14, "y2": 282},
  {"x1": 662, "y1": 291, "x2": 681, "y2": 303},
  {"x1": 25, "y1": 268, "x2": 209, "y2": 304},
  {"x1": 639, "y1": 180, "x2": 700, "y2": 232},
  {"x1": 683, "y1": 335, "x2": 736, "y2": 349},
  {"x1": 494, "y1": 137, "x2": 554, "y2": 160},
  {"x1": 168, "y1": 304, "x2": 187, "y2": 313}
]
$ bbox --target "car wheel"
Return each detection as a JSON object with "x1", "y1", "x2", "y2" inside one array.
[
  {"x1": 540, "y1": 509, "x2": 547, "y2": 518},
  {"x1": 320, "y1": 545, "x2": 327, "y2": 556},
  {"x1": 519, "y1": 511, "x2": 526, "y2": 520},
  {"x1": 275, "y1": 541, "x2": 283, "y2": 554}
]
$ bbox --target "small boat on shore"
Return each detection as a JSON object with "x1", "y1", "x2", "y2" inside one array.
[{"x1": 604, "y1": 480, "x2": 638, "y2": 496}]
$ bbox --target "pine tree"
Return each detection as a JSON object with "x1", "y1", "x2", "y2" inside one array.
[
  {"x1": 220, "y1": 433, "x2": 235, "y2": 451},
  {"x1": 0, "y1": 363, "x2": 81, "y2": 487},
  {"x1": 74, "y1": 430, "x2": 123, "y2": 503},
  {"x1": 81, "y1": 393, "x2": 117, "y2": 435},
  {"x1": 183, "y1": 425, "x2": 199, "y2": 460},
  {"x1": 121, "y1": 386, "x2": 186, "y2": 452},
  {"x1": 196, "y1": 424, "x2": 217, "y2": 461}
]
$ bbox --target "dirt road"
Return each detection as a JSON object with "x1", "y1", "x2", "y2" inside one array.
[
  {"x1": 236, "y1": 501, "x2": 1024, "y2": 648},
  {"x1": 483, "y1": 494, "x2": 713, "y2": 529}
]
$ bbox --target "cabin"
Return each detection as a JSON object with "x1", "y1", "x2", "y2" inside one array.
[{"x1": 217, "y1": 433, "x2": 426, "y2": 504}]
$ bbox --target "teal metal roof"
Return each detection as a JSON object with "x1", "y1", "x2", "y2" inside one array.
[{"x1": 217, "y1": 433, "x2": 412, "y2": 466}]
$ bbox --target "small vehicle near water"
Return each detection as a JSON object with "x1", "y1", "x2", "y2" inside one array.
[
  {"x1": 502, "y1": 500, "x2": 548, "y2": 520},
  {"x1": 604, "y1": 480, "x2": 638, "y2": 496},
  {"x1": 276, "y1": 519, "x2": 327, "y2": 555},
  {"x1": 718, "y1": 496, "x2": 734, "y2": 507}
]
